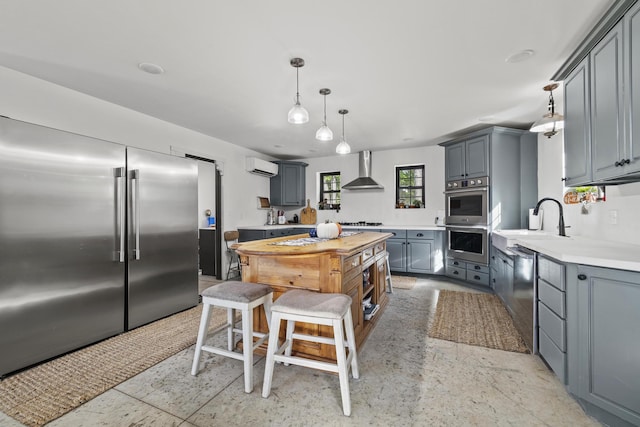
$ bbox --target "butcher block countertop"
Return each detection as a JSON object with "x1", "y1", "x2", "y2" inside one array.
[{"x1": 234, "y1": 231, "x2": 393, "y2": 256}]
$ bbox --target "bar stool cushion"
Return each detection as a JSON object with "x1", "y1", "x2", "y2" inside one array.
[
  {"x1": 272, "y1": 289, "x2": 351, "y2": 319},
  {"x1": 202, "y1": 281, "x2": 273, "y2": 303}
]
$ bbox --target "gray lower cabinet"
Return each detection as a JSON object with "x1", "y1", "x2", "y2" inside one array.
[
  {"x1": 537, "y1": 255, "x2": 567, "y2": 384},
  {"x1": 567, "y1": 265, "x2": 640, "y2": 426},
  {"x1": 491, "y1": 246, "x2": 514, "y2": 308},
  {"x1": 238, "y1": 227, "x2": 311, "y2": 242},
  {"x1": 387, "y1": 230, "x2": 443, "y2": 275},
  {"x1": 446, "y1": 258, "x2": 490, "y2": 286}
]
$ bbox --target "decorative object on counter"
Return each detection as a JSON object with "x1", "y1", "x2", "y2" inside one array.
[
  {"x1": 205, "y1": 209, "x2": 215, "y2": 227},
  {"x1": 563, "y1": 186, "x2": 605, "y2": 205},
  {"x1": 315, "y1": 88, "x2": 333, "y2": 141},
  {"x1": 0, "y1": 305, "x2": 228, "y2": 427},
  {"x1": 335, "y1": 109, "x2": 351, "y2": 154},
  {"x1": 308, "y1": 228, "x2": 317, "y2": 237},
  {"x1": 292, "y1": 214, "x2": 298, "y2": 223},
  {"x1": 287, "y1": 57, "x2": 309, "y2": 124},
  {"x1": 530, "y1": 82, "x2": 564, "y2": 138},
  {"x1": 277, "y1": 210, "x2": 286, "y2": 224},
  {"x1": 428, "y1": 290, "x2": 529, "y2": 353},
  {"x1": 300, "y1": 199, "x2": 317, "y2": 224},
  {"x1": 316, "y1": 221, "x2": 342, "y2": 239}
]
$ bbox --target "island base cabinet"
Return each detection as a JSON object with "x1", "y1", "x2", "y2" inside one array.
[{"x1": 569, "y1": 265, "x2": 640, "y2": 427}]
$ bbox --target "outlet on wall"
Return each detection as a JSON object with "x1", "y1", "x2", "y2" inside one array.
[{"x1": 608, "y1": 209, "x2": 618, "y2": 225}]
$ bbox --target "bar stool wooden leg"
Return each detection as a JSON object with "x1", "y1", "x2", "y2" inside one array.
[
  {"x1": 344, "y1": 307, "x2": 359, "y2": 379},
  {"x1": 191, "y1": 303, "x2": 212, "y2": 376},
  {"x1": 262, "y1": 311, "x2": 282, "y2": 398},
  {"x1": 242, "y1": 306, "x2": 253, "y2": 393},
  {"x1": 227, "y1": 308, "x2": 235, "y2": 351},
  {"x1": 332, "y1": 317, "x2": 351, "y2": 416}
]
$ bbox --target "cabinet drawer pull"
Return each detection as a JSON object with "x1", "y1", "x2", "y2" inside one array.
[
  {"x1": 474, "y1": 265, "x2": 480, "y2": 270},
  {"x1": 417, "y1": 233, "x2": 424, "y2": 237},
  {"x1": 577, "y1": 274, "x2": 587, "y2": 280},
  {"x1": 352, "y1": 260, "x2": 359, "y2": 267},
  {"x1": 474, "y1": 275, "x2": 481, "y2": 280},
  {"x1": 453, "y1": 270, "x2": 459, "y2": 275}
]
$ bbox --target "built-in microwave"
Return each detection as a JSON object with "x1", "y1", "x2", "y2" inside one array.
[
  {"x1": 444, "y1": 176, "x2": 489, "y2": 226},
  {"x1": 446, "y1": 226, "x2": 489, "y2": 265}
]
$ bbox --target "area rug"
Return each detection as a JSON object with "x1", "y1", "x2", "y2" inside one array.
[
  {"x1": 428, "y1": 290, "x2": 529, "y2": 353},
  {"x1": 391, "y1": 275, "x2": 417, "y2": 290},
  {"x1": 0, "y1": 304, "x2": 226, "y2": 427}
]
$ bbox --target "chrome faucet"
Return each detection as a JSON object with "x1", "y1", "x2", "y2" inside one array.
[{"x1": 533, "y1": 197, "x2": 566, "y2": 236}]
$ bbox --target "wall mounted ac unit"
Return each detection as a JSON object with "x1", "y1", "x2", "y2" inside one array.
[{"x1": 246, "y1": 157, "x2": 278, "y2": 177}]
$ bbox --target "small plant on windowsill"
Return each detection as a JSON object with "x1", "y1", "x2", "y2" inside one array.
[{"x1": 412, "y1": 200, "x2": 422, "y2": 208}]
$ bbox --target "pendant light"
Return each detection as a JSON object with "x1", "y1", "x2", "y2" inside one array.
[
  {"x1": 530, "y1": 83, "x2": 564, "y2": 138},
  {"x1": 287, "y1": 58, "x2": 309, "y2": 124},
  {"x1": 315, "y1": 88, "x2": 333, "y2": 141},
  {"x1": 335, "y1": 109, "x2": 351, "y2": 154}
]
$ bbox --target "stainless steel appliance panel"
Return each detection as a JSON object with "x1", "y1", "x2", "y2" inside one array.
[
  {"x1": 444, "y1": 177, "x2": 489, "y2": 226},
  {"x1": 126, "y1": 147, "x2": 198, "y2": 329},
  {"x1": 446, "y1": 226, "x2": 489, "y2": 265},
  {"x1": 0, "y1": 117, "x2": 126, "y2": 376},
  {"x1": 511, "y1": 246, "x2": 536, "y2": 352}
]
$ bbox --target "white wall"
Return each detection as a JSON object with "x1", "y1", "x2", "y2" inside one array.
[
  {"x1": 537, "y1": 131, "x2": 640, "y2": 245},
  {"x1": 197, "y1": 160, "x2": 216, "y2": 229},
  {"x1": 0, "y1": 65, "x2": 275, "y2": 274},
  {"x1": 296, "y1": 146, "x2": 445, "y2": 226}
]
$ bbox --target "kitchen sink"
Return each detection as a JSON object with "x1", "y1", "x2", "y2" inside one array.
[{"x1": 492, "y1": 229, "x2": 569, "y2": 253}]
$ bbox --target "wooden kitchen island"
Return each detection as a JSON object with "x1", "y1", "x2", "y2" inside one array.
[{"x1": 234, "y1": 231, "x2": 392, "y2": 362}]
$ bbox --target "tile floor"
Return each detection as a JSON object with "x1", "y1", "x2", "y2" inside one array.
[{"x1": 0, "y1": 276, "x2": 600, "y2": 427}]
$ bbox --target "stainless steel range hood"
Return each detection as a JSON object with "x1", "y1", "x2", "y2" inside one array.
[{"x1": 342, "y1": 151, "x2": 384, "y2": 190}]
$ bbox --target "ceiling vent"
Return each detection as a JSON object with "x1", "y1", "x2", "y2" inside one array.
[
  {"x1": 246, "y1": 157, "x2": 279, "y2": 177},
  {"x1": 342, "y1": 151, "x2": 384, "y2": 190}
]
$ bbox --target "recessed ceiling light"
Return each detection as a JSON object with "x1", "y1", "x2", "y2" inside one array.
[
  {"x1": 138, "y1": 62, "x2": 165, "y2": 74},
  {"x1": 505, "y1": 49, "x2": 535, "y2": 63},
  {"x1": 274, "y1": 144, "x2": 283, "y2": 148}
]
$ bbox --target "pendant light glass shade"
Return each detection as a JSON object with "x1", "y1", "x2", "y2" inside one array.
[
  {"x1": 287, "y1": 58, "x2": 309, "y2": 124},
  {"x1": 336, "y1": 109, "x2": 351, "y2": 154},
  {"x1": 316, "y1": 88, "x2": 333, "y2": 141},
  {"x1": 530, "y1": 83, "x2": 564, "y2": 138}
]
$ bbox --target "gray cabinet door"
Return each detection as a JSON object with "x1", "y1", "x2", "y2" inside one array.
[
  {"x1": 406, "y1": 239, "x2": 433, "y2": 273},
  {"x1": 386, "y1": 239, "x2": 406, "y2": 272},
  {"x1": 575, "y1": 266, "x2": 640, "y2": 426},
  {"x1": 465, "y1": 135, "x2": 489, "y2": 178},
  {"x1": 564, "y1": 57, "x2": 592, "y2": 186},
  {"x1": 445, "y1": 142, "x2": 465, "y2": 181},
  {"x1": 591, "y1": 21, "x2": 625, "y2": 181},
  {"x1": 270, "y1": 161, "x2": 307, "y2": 206},
  {"x1": 625, "y1": 2, "x2": 640, "y2": 175}
]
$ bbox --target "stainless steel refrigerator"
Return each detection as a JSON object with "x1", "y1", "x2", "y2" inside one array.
[{"x1": 0, "y1": 117, "x2": 198, "y2": 377}]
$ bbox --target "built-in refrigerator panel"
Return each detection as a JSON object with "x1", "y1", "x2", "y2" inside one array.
[
  {"x1": 0, "y1": 117, "x2": 126, "y2": 376},
  {"x1": 126, "y1": 147, "x2": 198, "y2": 329}
]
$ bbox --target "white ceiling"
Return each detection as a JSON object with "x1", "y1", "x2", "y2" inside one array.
[{"x1": 0, "y1": 0, "x2": 615, "y2": 159}]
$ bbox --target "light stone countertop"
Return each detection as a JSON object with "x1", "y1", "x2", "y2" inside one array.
[
  {"x1": 493, "y1": 230, "x2": 640, "y2": 272},
  {"x1": 238, "y1": 224, "x2": 445, "y2": 231}
]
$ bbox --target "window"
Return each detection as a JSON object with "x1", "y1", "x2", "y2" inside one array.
[
  {"x1": 396, "y1": 165, "x2": 425, "y2": 208},
  {"x1": 319, "y1": 172, "x2": 341, "y2": 210}
]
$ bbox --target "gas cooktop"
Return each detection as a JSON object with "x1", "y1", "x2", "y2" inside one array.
[{"x1": 339, "y1": 221, "x2": 383, "y2": 227}]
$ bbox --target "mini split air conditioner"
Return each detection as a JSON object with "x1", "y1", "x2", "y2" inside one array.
[{"x1": 246, "y1": 157, "x2": 279, "y2": 177}]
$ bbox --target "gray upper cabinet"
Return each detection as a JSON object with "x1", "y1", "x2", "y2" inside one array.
[
  {"x1": 563, "y1": 57, "x2": 592, "y2": 186},
  {"x1": 444, "y1": 135, "x2": 488, "y2": 181},
  {"x1": 569, "y1": 265, "x2": 640, "y2": 426},
  {"x1": 269, "y1": 161, "x2": 308, "y2": 206},
  {"x1": 563, "y1": 1, "x2": 640, "y2": 184},
  {"x1": 591, "y1": 20, "x2": 626, "y2": 181}
]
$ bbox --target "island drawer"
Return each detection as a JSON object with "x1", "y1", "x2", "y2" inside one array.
[
  {"x1": 538, "y1": 279, "x2": 565, "y2": 318},
  {"x1": 539, "y1": 328, "x2": 566, "y2": 384},
  {"x1": 538, "y1": 256, "x2": 565, "y2": 291},
  {"x1": 373, "y1": 241, "x2": 386, "y2": 255},
  {"x1": 343, "y1": 253, "x2": 361, "y2": 276},
  {"x1": 538, "y1": 302, "x2": 566, "y2": 351}
]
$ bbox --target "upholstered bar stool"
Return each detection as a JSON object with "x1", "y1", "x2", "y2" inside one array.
[
  {"x1": 262, "y1": 289, "x2": 359, "y2": 416},
  {"x1": 191, "y1": 281, "x2": 273, "y2": 393}
]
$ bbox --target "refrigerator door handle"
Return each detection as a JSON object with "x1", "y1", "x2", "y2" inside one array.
[
  {"x1": 131, "y1": 169, "x2": 141, "y2": 260},
  {"x1": 115, "y1": 167, "x2": 126, "y2": 262}
]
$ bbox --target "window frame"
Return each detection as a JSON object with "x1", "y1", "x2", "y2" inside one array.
[
  {"x1": 395, "y1": 164, "x2": 425, "y2": 208},
  {"x1": 319, "y1": 171, "x2": 341, "y2": 210}
]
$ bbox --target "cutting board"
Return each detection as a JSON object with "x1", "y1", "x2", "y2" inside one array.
[{"x1": 300, "y1": 199, "x2": 317, "y2": 224}]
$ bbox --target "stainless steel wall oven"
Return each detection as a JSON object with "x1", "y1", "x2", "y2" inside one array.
[
  {"x1": 446, "y1": 226, "x2": 489, "y2": 265},
  {"x1": 445, "y1": 176, "x2": 489, "y2": 225}
]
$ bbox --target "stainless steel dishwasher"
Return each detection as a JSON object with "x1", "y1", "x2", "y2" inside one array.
[{"x1": 508, "y1": 245, "x2": 537, "y2": 353}]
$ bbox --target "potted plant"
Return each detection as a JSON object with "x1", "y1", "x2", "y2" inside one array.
[{"x1": 413, "y1": 200, "x2": 422, "y2": 208}]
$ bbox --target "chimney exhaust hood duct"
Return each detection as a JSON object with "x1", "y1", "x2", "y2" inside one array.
[{"x1": 342, "y1": 151, "x2": 384, "y2": 190}]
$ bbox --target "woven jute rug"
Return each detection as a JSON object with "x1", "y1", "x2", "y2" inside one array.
[
  {"x1": 428, "y1": 290, "x2": 529, "y2": 353},
  {"x1": 0, "y1": 304, "x2": 226, "y2": 427},
  {"x1": 391, "y1": 275, "x2": 417, "y2": 290}
]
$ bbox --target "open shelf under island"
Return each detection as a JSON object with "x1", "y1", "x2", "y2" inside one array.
[{"x1": 234, "y1": 231, "x2": 392, "y2": 363}]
